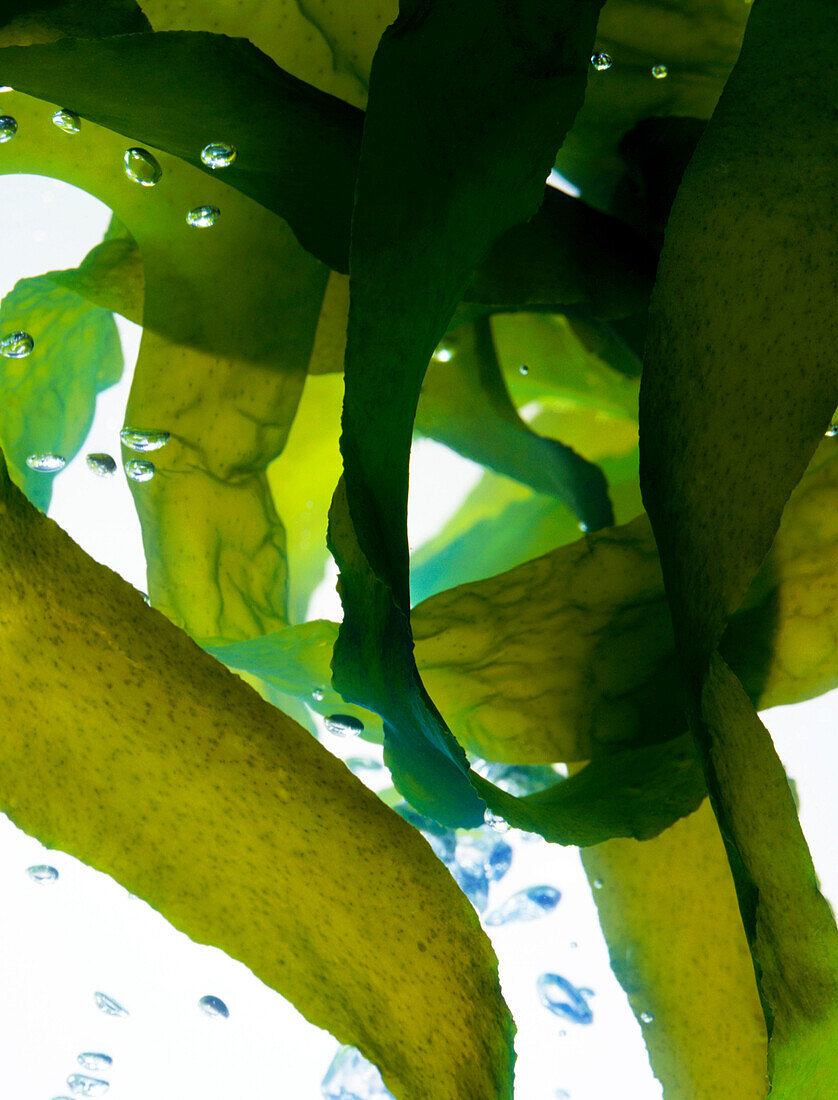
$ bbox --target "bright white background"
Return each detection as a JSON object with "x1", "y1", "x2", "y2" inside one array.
[{"x1": 0, "y1": 175, "x2": 834, "y2": 1100}]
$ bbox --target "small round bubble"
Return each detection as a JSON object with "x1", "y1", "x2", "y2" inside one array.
[
  {"x1": 200, "y1": 142, "x2": 237, "y2": 169},
  {"x1": 519, "y1": 364, "x2": 529, "y2": 375},
  {"x1": 590, "y1": 52, "x2": 612, "y2": 71},
  {"x1": 123, "y1": 147, "x2": 162, "y2": 186},
  {"x1": 311, "y1": 687, "x2": 325, "y2": 702},
  {"x1": 186, "y1": 204, "x2": 221, "y2": 228},
  {"x1": 651, "y1": 64, "x2": 668, "y2": 80},
  {"x1": 484, "y1": 809, "x2": 510, "y2": 833},
  {"x1": 640, "y1": 1011, "x2": 654, "y2": 1023},
  {"x1": 825, "y1": 424, "x2": 838, "y2": 438},
  {"x1": 0, "y1": 115, "x2": 18, "y2": 141},
  {"x1": 592, "y1": 877, "x2": 604, "y2": 889},
  {"x1": 52, "y1": 109, "x2": 81, "y2": 134},
  {"x1": 432, "y1": 345, "x2": 453, "y2": 362}
]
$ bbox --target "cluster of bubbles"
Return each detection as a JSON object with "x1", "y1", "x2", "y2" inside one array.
[{"x1": 589, "y1": 53, "x2": 669, "y2": 79}]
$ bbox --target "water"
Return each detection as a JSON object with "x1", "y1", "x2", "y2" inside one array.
[
  {"x1": 394, "y1": 803, "x2": 457, "y2": 865},
  {"x1": 590, "y1": 52, "x2": 612, "y2": 71},
  {"x1": 52, "y1": 109, "x2": 81, "y2": 134},
  {"x1": 311, "y1": 688, "x2": 325, "y2": 702},
  {"x1": 537, "y1": 974, "x2": 594, "y2": 1025},
  {"x1": 77, "y1": 1054, "x2": 113, "y2": 1071},
  {"x1": 200, "y1": 142, "x2": 237, "y2": 169},
  {"x1": 86, "y1": 453, "x2": 117, "y2": 477},
  {"x1": 451, "y1": 832, "x2": 513, "y2": 912},
  {"x1": 0, "y1": 330, "x2": 34, "y2": 357},
  {"x1": 119, "y1": 427, "x2": 169, "y2": 452},
  {"x1": 0, "y1": 115, "x2": 17, "y2": 142},
  {"x1": 0, "y1": 86, "x2": 11, "y2": 93},
  {"x1": 592, "y1": 878, "x2": 604, "y2": 889},
  {"x1": 123, "y1": 147, "x2": 162, "y2": 187},
  {"x1": 186, "y1": 205, "x2": 221, "y2": 228},
  {"x1": 483, "y1": 809, "x2": 510, "y2": 832},
  {"x1": 66, "y1": 1074, "x2": 109, "y2": 1097},
  {"x1": 93, "y1": 991, "x2": 129, "y2": 1017},
  {"x1": 26, "y1": 863, "x2": 59, "y2": 883},
  {"x1": 344, "y1": 757, "x2": 383, "y2": 773},
  {"x1": 26, "y1": 453, "x2": 66, "y2": 472},
  {"x1": 825, "y1": 424, "x2": 838, "y2": 437},
  {"x1": 324, "y1": 714, "x2": 364, "y2": 737},
  {"x1": 198, "y1": 994, "x2": 229, "y2": 1018},
  {"x1": 639, "y1": 1011, "x2": 654, "y2": 1024},
  {"x1": 651, "y1": 64, "x2": 669, "y2": 80},
  {"x1": 519, "y1": 364, "x2": 529, "y2": 375},
  {"x1": 321, "y1": 1045, "x2": 395, "y2": 1100},
  {"x1": 484, "y1": 885, "x2": 561, "y2": 926},
  {"x1": 125, "y1": 459, "x2": 155, "y2": 483},
  {"x1": 432, "y1": 345, "x2": 453, "y2": 363}
]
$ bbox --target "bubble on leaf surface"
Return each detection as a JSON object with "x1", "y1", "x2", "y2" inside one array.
[
  {"x1": 186, "y1": 205, "x2": 221, "y2": 228},
  {"x1": 484, "y1": 885, "x2": 561, "y2": 926},
  {"x1": 432, "y1": 345, "x2": 453, "y2": 362},
  {"x1": 0, "y1": 115, "x2": 17, "y2": 141},
  {"x1": 119, "y1": 427, "x2": 169, "y2": 452},
  {"x1": 651, "y1": 64, "x2": 669, "y2": 79},
  {"x1": 321, "y1": 1045, "x2": 395, "y2": 1100},
  {"x1": 94, "y1": 991, "x2": 128, "y2": 1017},
  {"x1": 27, "y1": 863, "x2": 58, "y2": 883},
  {"x1": 640, "y1": 1011, "x2": 655, "y2": 1023},
  {"x1": 537, "y1": 974, "x2": 594, "y2": 1025},
  {"x1": 200, "y1": 142, "x2": 237, "y2": 169},
  {"x1": 311, "y1": 687, "x2": 325, "y2": 702},
  {"x1": 123, "y1": 147, "x2": 161, "y2": 187},
  {"x1": 590, "y1": 52, "x2": 612, "y2": 71},
  {"x1": 26, "y1": 453, "x2": 66, "y2": 473},
  {"x1": 324, "y1": 713, "x2": 364, "y2": 737},
  {"x1": 825, "y1": 424, "x2": 838, "y2": 437},
  {"x1": 52, "y1": 109, "x2": 81, "y2": 133},
  {"x1": 86, "y1": 453, "x2": 117, "y2": 477},
  {"x1": 0, "y1": 330, "x2": 34, "y2": 357},
  {"x1": 0, "y1": 86, "x2": 12, "y2": 93},
  {"x1": 125, "y1": 459, "x2": 155, "y2": 483},
  {"x1": 66, "y1": 1074, "x2": 109, "y2": 1097},
  {"x1": 198, "y1": 994, "x2": 229, "y2": 1018}
]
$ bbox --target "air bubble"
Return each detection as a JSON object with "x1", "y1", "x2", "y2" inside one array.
[
  {"x1": 27, "y1": 864, "x2": 59, "y2": 883},
  {"x1": 432, "y1": 345, "x2": 453, "y2": 363},
  {"x1": 66, "y1": 1073, "x2": 109, "y2": 1096},
  {"x1": 0, "y1": 115, "x2": 18, "y2": 141},
  {"x1": 825, "y1": 424, "x2": 838, "y2": 438},
  {"x1": 484, "y1": 809, "x2": 510, "y2": 832},
  {"x1": 77, "y1": 1054, "x2": 113, "y2": 1071},
  {"x1": 200, "y1": 142, "x2": 237, "y2": 169},
  {"x1": 324, "y1": 714, "x2": 364, "y2": 737},
  {"x1": 519, "y1": 364, "x2": 529, "y2": 375},
  {"x1": 52, "y1": 109, "x2": 81, "y2": 134},
  {"x1": 484, "y1": 885, "x2": 561, "y2": 926},
  {"x1": 198, "y1": 994, "x2": 229, "y2": 1018},
  {"x1": 537, "y1": 973, "x2": 594, "y2": 1025},
  {"x1": 186, "y1": 205, "x2": 221, "y2": 228},
  {"x1": 311, "y1": 688, "x2": 325, "y2": 702},
  {"x1": 123, "y1": 147, "x2": 162, "y2": 187},
  {"x1": 125, "y1": 459, "x2": 155, "y2": 483},
  {"x1": 94, "y1": 991, "x2": 129, "y2": 1017},
  {"x1": 590, "y1": 53, "x2": 612, "y2": 71},
  {"x1": 651, "y1": 64, "x2": 669, "y2": 80},
  {"x1": 640, "y1": 1011, "x2": 655, "y2": 1023},
  {"x1": 0, "y1": 330, "x2": 34, "y2": 357},
  {"x1": 120, "y1": 428, "x2": 169, "y2": 452},
  {"x1": 86, "y1": 453, "x2": 117, "y2": 477},
  {"x1": 26, "y1": 453, "x2": 66, "y2": 473}
]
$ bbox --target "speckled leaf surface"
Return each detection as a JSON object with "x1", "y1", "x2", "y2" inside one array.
[
  {"x1": 639, "y1": 0, "x2": 838, "y2": 1090},
  {"x1": 582, "y1": 801, "x2": 768, "y2": 1098},
  {"x1": 328, "y1": 0, "x2": 608, "y2": 829},
  {"x1": 0, "y1": 459, "x2": 515, "y2": 1100},
  {"x1": 0, "y1": 271, "x2": 123, "y2": 512},
  {"x1": 0, "y1": 89, "x2": 327, "y2": 641}
]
